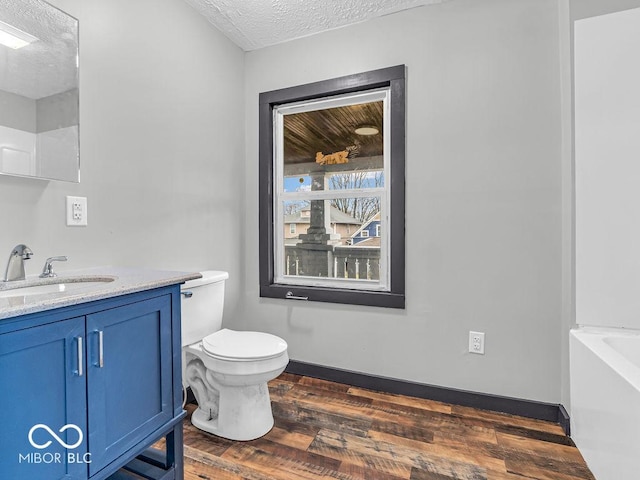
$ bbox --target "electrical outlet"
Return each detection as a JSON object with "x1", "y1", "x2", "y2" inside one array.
[
  {"x1": 468, "y1": 331, "x2": 485, "y2": 355},
  {"x1": 66, "y1": 196, "x2": 87, "y2": 226}
]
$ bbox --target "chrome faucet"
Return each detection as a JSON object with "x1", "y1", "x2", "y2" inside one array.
[
  {"x1": 39, "y1": 256, "x2": 68, "y2": 278},
  {"x1": 4, "y1": 244, "x2": 34, "y2": 282}
]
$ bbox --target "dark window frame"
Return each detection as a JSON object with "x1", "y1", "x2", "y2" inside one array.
[{"x1": 259, "y1": 65, "x2": 406, "y2": 309}]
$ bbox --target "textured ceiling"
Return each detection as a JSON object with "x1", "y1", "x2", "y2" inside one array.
[
  {"x1": 0, "y1": 0, "x2": 78, "y2": 99},
  {"x1": 182, "y1": 0, "x2": 449, "y2": 51}
]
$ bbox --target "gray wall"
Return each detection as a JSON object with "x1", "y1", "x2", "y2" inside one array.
[
  {"x1": 37, "y1": 89, "x2": 79, "y2": 133},
  {"x1": 241, "y1": 0, "x2": 565, "y2": 403},
  {"x1": 571, "y1": 0, "x2": 640, "y2": 20},
  {"x1": 0, "y1": 90, "x2": 36, "y2": 132},
  {"x1": 0, "y1": 88, "x2": 78, "y2": 133},
  {"x1": 4, "y1": 0, "x2": 637, "y2": 408},
  {"x1": 0, "y1": 0, "x2": 245, "y2": 319}
]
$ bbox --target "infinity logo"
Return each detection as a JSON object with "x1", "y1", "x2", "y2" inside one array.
[{"x1": 28, "y1": 424, "x2": 83, "y2": 450}]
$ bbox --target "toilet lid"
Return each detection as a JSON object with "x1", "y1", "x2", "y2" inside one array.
[{"x1": 202, "y1": 328, "x2": 288, "y2": 360}]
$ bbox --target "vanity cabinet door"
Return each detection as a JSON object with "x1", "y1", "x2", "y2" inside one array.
[
  {"x1": 86, "y1": 295, "x2": 173, "y2": 476},
  {"x1": 0, "y1": 317, "x2": 88, "y2": 480}
]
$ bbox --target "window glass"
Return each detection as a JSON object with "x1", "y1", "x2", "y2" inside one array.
[
  {"x1": 274, "y1": 91, "x2": 389, "y2": 291},
  {"x1": 276, "y1": 196, "x2": 386, "y2": 290},
  {"x1": 259, "y1": 65, "x2": 405, "y2": 308}
]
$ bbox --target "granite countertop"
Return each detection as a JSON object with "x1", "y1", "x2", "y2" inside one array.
[{"x1": 0, "y1": 266, "x2": 202, "y2": 320}]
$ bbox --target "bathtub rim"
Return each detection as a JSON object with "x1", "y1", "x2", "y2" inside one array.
[{"x1": 570, "y1": 326, "x2": 640, "y2": 393}]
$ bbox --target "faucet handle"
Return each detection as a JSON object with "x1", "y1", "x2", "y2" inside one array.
[{"x1": 40, "y1": 256, "x2": 68, "y2": 278}]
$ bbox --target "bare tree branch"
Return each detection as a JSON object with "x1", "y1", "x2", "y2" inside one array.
[{"x1": 329, "y1": 171, "x2": 383, "y2": 222}]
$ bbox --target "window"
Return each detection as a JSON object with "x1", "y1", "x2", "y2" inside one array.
[
  {"x1": 259, "y1": 66, "x2": 405, "y2": 308},
  {"x1": 289, "y1": 223, "x2": 296, "y2": 234}
]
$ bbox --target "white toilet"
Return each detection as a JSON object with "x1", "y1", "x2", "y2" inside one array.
[{"x1": 180, "y1": 271, "x2": 288, "y2": 441}]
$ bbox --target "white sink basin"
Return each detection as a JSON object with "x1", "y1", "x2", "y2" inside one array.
[{"x1": 0, "y1": 276, "x2": 116, "y2": 299}]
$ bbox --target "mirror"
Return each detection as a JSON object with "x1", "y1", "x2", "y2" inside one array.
[{"x1": 0, "y1": 0, "x2": 79, "y2": 182}]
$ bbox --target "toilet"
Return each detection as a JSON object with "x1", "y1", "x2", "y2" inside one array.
[{"x1": 180, "y1": 271, "x2": 288, "y2": 441}]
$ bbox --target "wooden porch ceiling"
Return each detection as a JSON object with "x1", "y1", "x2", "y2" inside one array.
[{"x1": 283, "y1": 101, "x2": 384, "y2": 166}]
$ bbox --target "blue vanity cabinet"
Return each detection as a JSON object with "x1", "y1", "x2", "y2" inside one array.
[
  {"x1": 0, "y1": 285, "x2": 185, "y2": 480},
  {"x1": 86, "y1": 295, "x2": 173, "y2": 476},
  {"x1": 0, "y1": 316, "x2": 88, "y2": 480}
]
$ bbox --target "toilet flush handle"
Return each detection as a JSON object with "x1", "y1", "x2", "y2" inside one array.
[{"x1": 181, "y1": 291, "x2": 193, "y2": 298}]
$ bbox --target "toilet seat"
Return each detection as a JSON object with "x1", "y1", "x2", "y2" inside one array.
[{"x1": 202, "y1": 328, "x2": 287, "y2": 361}]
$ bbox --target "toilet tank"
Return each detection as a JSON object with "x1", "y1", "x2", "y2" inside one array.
[{"x1": 180, "y1": 270, "x2": 229, "y2": 347}]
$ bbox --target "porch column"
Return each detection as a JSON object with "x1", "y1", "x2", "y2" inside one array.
[{"x1": 297, "y1": 172, "x2": 339, "y2": 276}]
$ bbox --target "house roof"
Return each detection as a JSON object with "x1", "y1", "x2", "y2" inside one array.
[
  {"x1": 284, "y1": 206, "x2": 361, "y2": 225},
  {"x1": 351, "y1": 237, "x2": 381, "y2": 247},
  {"x1": 351, "y1": 211, "x2": 381, "y2": 238}
]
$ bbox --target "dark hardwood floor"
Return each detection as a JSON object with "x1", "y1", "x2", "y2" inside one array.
[{"x1": 178, "y1": 373, "x2": 594, "y2": 480}]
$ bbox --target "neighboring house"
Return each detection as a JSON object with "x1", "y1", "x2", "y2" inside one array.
[
  {"x1": 350, "y1": 212, "x2": 381, "y2": 246},
  {"x1": 284, "y1": 206, "x2": 361, "y2": 245}
]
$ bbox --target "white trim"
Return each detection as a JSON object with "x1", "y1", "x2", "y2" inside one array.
[
  {"x1": 273, "y1": 110, "x2": 286, "y2": 280},
  {"x1": 380, "y1": 91, "x2": 391, "y2": 290},
  {"x1": 281, "y1": 187, "x2": 384, "y2": 202},
  {"x1": 272, "y1": 88, "x2": 391, "y2": 291},
  {"x1": 277, "y1": 275, "x2": 388, "y2": 291},
  {"x1": 276, "y1": 88, "x2": 388, "y2": 117}
]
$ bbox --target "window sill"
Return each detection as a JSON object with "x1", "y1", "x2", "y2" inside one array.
[{"x1": 260, "y1": 284, "x2": 405, "y2": 309}]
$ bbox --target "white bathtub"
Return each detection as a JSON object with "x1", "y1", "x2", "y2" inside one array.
[{"x1": 570, "y1": 326, "x2": 640, "y2": 480}]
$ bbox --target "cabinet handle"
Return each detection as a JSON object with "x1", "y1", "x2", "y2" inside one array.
[
  {"x1": 76, "y1": 336, "x2": 83, "y2": 376},
  {"x1": 97, "y1": 330, "x2": 104, "y2": 368}
]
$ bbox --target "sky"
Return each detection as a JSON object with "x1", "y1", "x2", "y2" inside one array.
[{"x1": 283, "y1": 171, "x2": 383, "y2": 193}]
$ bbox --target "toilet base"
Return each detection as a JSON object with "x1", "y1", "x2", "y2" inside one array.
[
  {"x1": 190, "y1": 381, "x2": 275, "y2": 441},
  {"x1": 183, "y1": 339, "x2": 288, "y2": 441}
]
